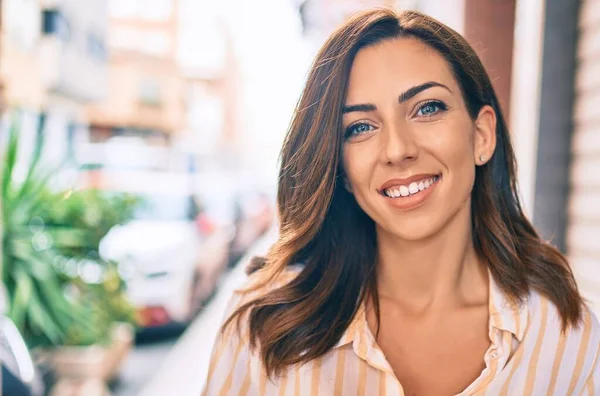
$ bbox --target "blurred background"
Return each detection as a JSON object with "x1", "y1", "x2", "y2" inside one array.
[{"x1": 0, "y1": 0, "x2": 598, "y2": 395}]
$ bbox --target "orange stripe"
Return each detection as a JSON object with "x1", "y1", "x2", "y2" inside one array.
[
  {"x1": 476, "y1": 312, "x2": 506, "y2": 392},
  {"x1": 546, "y1": 327, "x2": 568, "y2": 395},
  {"x1": 515, "y1": 309, "x2": 522, "y2": 339},
  {"x1": 471, "y1": 333, "x2": 503, "y2": 394},
  {"x1": 218, "y1": 341, "x2": 245, "y2": 396},
  {"x1": 239, "y1": 363, "x2": 252, "y2": 396},
  {"x1": 584, "y1": 339, "x2": 599, "y2": 396},
  {"x1": 523, "y1": 298, "x2": 548, "y2": 394},
  {"x1": 294, "y1": 368, "x2": 301, "y2": 396},
  {"x1": 205, "y1": 335, "x2": 228, "y2": 386},
  {"x1": 379, "y1": 370, "x2": 387, "y2": 396},
  {"x1": 278, "y1": 373, "x2": 289, "y2": 396},
  {"x1": 357, "y1": 360, "x2": 368, "y2": 396},
  {"x1": 333, "y1": 348, "x2": 347, "y2": 395},
  {"x1": 311, "y1": 359, "x2": 321, "y2": 396},
  {"x1": 499, "y1": 344, "x2": 525, "y2": 395},
  {"x1": 567, "y1": 310, "x2": 593, "y2": 395},
  {"x1": 586, "y1": 374, "x2": 595, "y2": 396},
  {"x1": 259, "y1": 363, "x2": 268, "y2": 395},
  {"x1": 499, "y1": 310, "x2": 531, "y2": 395}
]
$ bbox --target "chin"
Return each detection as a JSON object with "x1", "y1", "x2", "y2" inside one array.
[{"x1": 378, "y1": 220, "x2": 443, "y2": 242}]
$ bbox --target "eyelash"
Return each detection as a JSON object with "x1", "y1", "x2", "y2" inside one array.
[
  {"x1": 416, "y1": 100, "x2": 448, "y2": 117},
  {"x1": 343, "y1": 100, "x2": 448, "y2": 140},
  {"x1": 344, "y1": 122, "x2": 375, "y2": 139}
]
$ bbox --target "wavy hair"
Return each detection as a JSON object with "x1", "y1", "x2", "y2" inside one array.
[{"x1": 223, "y1": 8, "x2": 584, "y2": 378}]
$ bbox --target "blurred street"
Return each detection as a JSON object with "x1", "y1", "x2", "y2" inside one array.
[
  {"x1": 111, "y1": 337, "x2": 176, "y2": 396},
  {"x1": 111, "y1": 227, "x2": 276, "y2": 396}
]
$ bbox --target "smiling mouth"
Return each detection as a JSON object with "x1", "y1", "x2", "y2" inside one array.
[{"x1": 381, "y1": 175, "x2": 441, "y2": 198}]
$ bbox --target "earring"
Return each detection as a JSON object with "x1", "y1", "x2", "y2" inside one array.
[{"x1": 479, "y1": 155, "x2": 486, "y2": 163}]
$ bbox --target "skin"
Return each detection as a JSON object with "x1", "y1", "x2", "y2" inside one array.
[{"x1": 341, "y1": 38, "x2": 498, "y2": 395}]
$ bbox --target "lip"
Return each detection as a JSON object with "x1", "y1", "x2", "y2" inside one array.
[
  {"x1": 379, "y1": 174, "x2": 442, "y2": 211},
  {"x1": 378, "y1": 173, "x2": 441, "y2": 193}
]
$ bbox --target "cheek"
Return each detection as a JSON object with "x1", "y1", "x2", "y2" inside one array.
[
  {"x1": 424, "y1": 120, "x2": 476, "y2": 168},
  {"x1": 431, "y1": 123, "x2": 477, "y2": 194},
  {"x1": 342, "y1": 145, "x2": 374, "y2": 190}
]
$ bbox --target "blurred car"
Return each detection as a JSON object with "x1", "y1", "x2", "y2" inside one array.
[
  {"x1": 96, "y1": 171, "x2": 234, "y2": 330},
  {"x1": 227, "y1": 191, "x2": 275, "y2": 267}
]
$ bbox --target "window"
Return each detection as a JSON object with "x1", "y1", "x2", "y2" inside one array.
[
  {"x1": 42, "y1": 8, "x2": 71, "y2": 42},
  {"x1": 4, "y1": 0, "x2": 41, "y2": 50},
  {"x1": 109, "y1": 26, "x2": 139, "y2": 51},
  {"x1": 138, "y1": 31, "x2": 171, "y2": 56},
  {"x1": 109, "y1": 27, "x2": 170, "y2": 56},
  {"x1": 87, "y1": 33, "x2": 108, "y2": 61},
  {"x1": 138, "y1": 78, "x2": 163, "y2": 107}
]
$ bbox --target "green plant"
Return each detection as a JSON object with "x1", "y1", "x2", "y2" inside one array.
[
  {"x1": 1, "y1": 114, "x2": 138, "y2": 348},
  {"x1": 34, "y1": 189, "x2": 140, "y2": 258}
]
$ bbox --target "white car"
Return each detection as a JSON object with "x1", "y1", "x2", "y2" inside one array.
[{"x1": 99, "y1": 187, "x2": 234, "y2": 329}]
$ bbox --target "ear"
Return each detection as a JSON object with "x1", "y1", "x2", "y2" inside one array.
[{"x1": 473, "y1": 105, "x2": 497, "y2": 166}]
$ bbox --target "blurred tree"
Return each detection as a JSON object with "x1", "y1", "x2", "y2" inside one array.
[{"x1": 1, "y1": 111, "x2": 139, "y2": 348}]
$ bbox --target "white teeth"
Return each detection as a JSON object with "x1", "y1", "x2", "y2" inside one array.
[{"x1": 384, "y1": 175, "x2": 440, "y2": 198}]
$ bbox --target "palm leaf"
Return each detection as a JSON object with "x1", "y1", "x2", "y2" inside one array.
[
  {"x1": 9, "y1": 267, "x2": 33, "y2": 331},
  {"x1": 18, "y1": 112, "x2": 46, "y2": 192},
  {"x1": 2, "y1": 115, "x2": 20, "y2": 204},
  {"x1": 27, "y1": 283, "x2": 64, "y2": 344}
]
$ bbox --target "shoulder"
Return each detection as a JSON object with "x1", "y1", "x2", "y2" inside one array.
[
  {"x1": 528, "y1": 291, "x2": 600, "y2": 379},
  {"x1": 203, "y1": 263, "x2": 304, "y2": 394},
  {"x1": 531, "y1": 290, "x2": 600, "y2": 341}
]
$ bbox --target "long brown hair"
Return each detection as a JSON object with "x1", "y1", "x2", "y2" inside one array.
[{"x1": 223, "y1": 8, "x2": 584, "y2": 377}]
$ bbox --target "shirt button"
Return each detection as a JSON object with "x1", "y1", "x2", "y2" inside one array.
[{"x1": 490, "y1": 350, "x2": 499, "y2": 359}]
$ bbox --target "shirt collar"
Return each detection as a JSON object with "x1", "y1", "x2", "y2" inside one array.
[
  {"x1": 334, "y1": 302, "x2": 364, "y2": 349},
  {"x1": 333, "y1": 268, "x2": 530, "y2": 350}
]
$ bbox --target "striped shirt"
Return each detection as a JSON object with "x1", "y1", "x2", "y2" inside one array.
[{"x1": 202, "y1": 267, "x2": 600, "y2": 395}]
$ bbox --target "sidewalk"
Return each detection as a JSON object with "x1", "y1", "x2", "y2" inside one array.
[{"x1": 140, "y1": 227, "x2": 277, "y2": 396}]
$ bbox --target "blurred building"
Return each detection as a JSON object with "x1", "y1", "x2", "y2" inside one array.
[
  {"x1": 0, "y1": 0, "x2": 109, "y2": 169},
  {"x1": 85, "y1": 0, "x2": 184, "y2": 146},
  {"x1": 564, "y1": 0, "x2": 600, "y2": 310},
  {"x1": 175, "y1": 0, "x2": 241, "y2": 166},
  {"x1": 82, "y1": 0, "x2": 244, "y2": 176},
  {"x1": 507, "y1": 0, "x2": 600, "y2": 313}
]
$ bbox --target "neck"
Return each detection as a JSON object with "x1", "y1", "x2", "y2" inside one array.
[{"x1": 375, "y1": 202, "x2": 488, "y2": 313}]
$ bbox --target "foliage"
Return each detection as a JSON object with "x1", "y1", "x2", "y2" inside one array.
[
  {"x1": 1, "y1": 114, "x2": 139, "y2": 348},
  {"x1": 33, "y1": 188, "x2": 140, "y2": 259}
]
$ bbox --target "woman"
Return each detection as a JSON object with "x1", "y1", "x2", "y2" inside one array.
[{"x1": 203, "y1": 9, "x2": 600, "y2": 396}]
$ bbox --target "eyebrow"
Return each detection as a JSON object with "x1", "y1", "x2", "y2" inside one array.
[{"x1": 342, "y1": 81, "x2": 451, "y2": 114}]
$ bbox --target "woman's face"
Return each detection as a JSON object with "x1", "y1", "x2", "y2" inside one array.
[{"x1": 341, "y1": 38, "x2": 496, "y2": 241}]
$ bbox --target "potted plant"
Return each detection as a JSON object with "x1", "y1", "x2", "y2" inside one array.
[{"x1": 1, "y1": 114, "x2": 140, "y2": 394}]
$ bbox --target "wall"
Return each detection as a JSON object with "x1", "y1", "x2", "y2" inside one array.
[{"x1": 569, "y1": 0, "x2": 600, "y2": 311}]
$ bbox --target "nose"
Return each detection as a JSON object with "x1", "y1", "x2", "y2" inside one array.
[{"x1": 380, "y1": 121, "x2": 419, "y2": 165}]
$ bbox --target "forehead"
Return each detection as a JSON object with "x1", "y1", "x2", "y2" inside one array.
[{"x1": 346, "y1": 37, "x2": 457, "y2": 102}]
